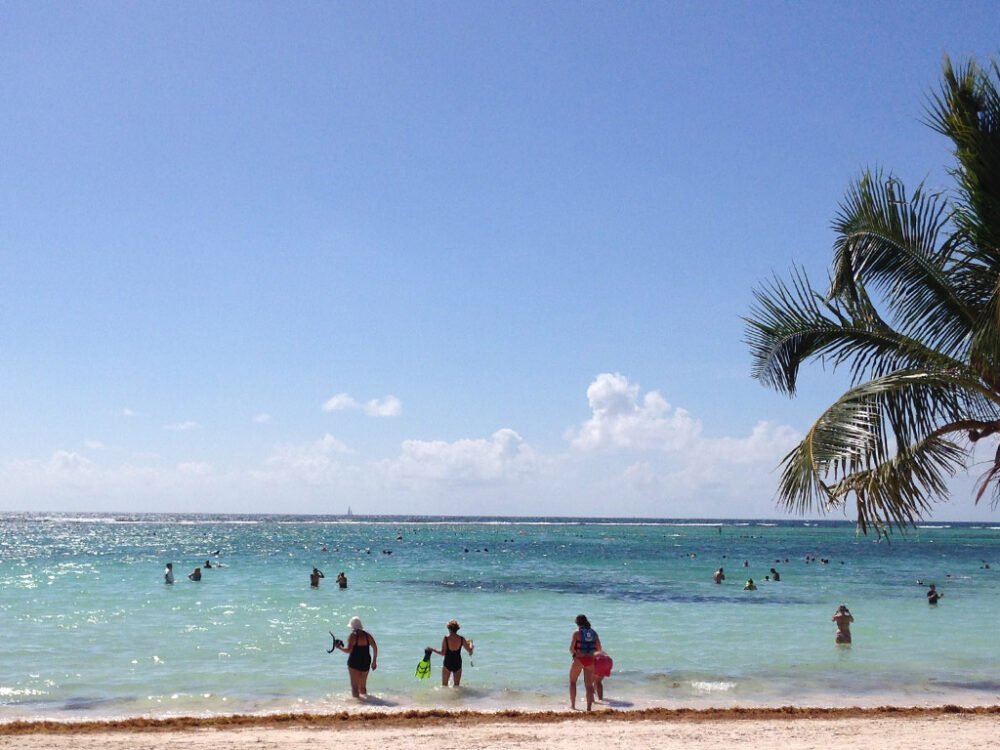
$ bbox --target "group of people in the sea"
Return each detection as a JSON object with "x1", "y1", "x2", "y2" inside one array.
[
  {"x1": 325, "y1": 613, "x2": 611, "y2": 710},
  {"x1": 709, "y1": 563, "x2": 946, "y2": 645},
  {"x1": 164, "y1": 561, "x2": 350, "y2": 589},
  {"x1": 160, "y1": 557, "x2": 612, "y2": 709},
  {"x1": 310, "y1": 567, "x2": 349, "y2": 589},
  {"x1": 163, "y1": 559, "x2": 221, "y2": 584},
  {"x1": 160, "y1": 554, "x2": 948, "y2": 705}
]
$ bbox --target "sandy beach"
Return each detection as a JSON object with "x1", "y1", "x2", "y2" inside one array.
[{"x1": 2, "y1": 708, "x2": 998, "y2": 750}]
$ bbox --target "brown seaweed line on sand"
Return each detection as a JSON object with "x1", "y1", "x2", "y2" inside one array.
[{"x1": 2, "y1": 705, "x2": 999, "y2": 735}]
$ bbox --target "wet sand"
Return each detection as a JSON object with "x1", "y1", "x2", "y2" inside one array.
[{"x1": 2, "y1": 707, "x2": 998, "y2": 750}]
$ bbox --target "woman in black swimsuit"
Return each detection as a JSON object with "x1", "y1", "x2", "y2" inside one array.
[
  {"x1": 428, "y1": 619, "x2": 474, "y2": 687},
  {"x1": 334, "y1": 616, "x2": 378, "y2": 698}
]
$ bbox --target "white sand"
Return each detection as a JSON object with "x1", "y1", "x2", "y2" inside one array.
[{"x1": 2, "y1": 714, "x2": 999, "y2": 750}]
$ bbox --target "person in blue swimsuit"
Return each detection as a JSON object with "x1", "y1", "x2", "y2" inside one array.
[
  {"x1": 428, "y1": 619, "x2": 474, "y2": 687},
  {"x1": 333, "y1": 616, "x2": 378, "y2": 698},
  {"x1": 569, "y1": 614, "x2": 602, "y2": 711}
]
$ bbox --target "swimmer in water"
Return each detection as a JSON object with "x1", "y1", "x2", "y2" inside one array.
[
  {"x1": 310, "y1": 568, "x2": 324, "y2": 588},
  {"x1": 713, "y1": 567, "x2": 725, "y2": 584}
]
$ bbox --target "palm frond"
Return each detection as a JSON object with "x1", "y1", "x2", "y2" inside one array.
[
  {"x1": 926, "y1": 56, "x2": 1000, "y2": 268},
  {"x1": 744, "y1": 269, "x2": 842, "y2": 395},
  {"x1": 746, "y1": 269, "x2": 974, "y2": 395},
  {"x1": 842, "y1": 436, "x2": 967, "y2": 535},
  {"x1": 829, "y1": 170, "x2": 977, "y2": 359},
  {"x1": 774, "y1": 369, "x2": 989, "y2": 531}
]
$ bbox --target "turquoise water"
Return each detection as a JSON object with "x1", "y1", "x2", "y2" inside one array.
[{"x1": 1, "y1": 513, "x2": 998, "y2": 720}]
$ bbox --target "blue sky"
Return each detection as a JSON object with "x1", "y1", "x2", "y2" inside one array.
[{"x1": 2, "y1": 2, "x2": 998, "y2": 520}]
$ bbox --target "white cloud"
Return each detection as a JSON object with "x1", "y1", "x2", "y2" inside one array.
[
  {"x1": 83, "y1": 440, "x2": 106, "y2": 451},
  {"x1": 122, "y1": 408, "x2": 138, "y2": 418},
  {"x1": 259, "y1": 434, "x2": 354, "y2": 485},
  {"x1": 382, "y1": 428, "x2": 538, "y2": 485},
  {"x1": 253, "y1": 413, "x2": 271, "y2": 424},
  {"x1": 323, "y1": 392, "x2": 402, "y2": 417},
  {"x1": 364, "y1": 395, "x2": 402, "y2": 417},
  {"x1": 178, "y1": 461, "x2": 213, "y2": 476},
  {"x1": 165, "y1": 421, "x2": 202, "y2": 432},
  {"x1": 698, "y1": 421, "x2": 801, "y2": 465},
  {"x1": 558, "y1": 374, "x2": 808, "y2": 517},
  {"x1": 322, "y1": 393, "x2": 359, "y2": 412},
  {"x1": 47, "y1": 450, "x2": 94, "y2": 473},
  {"x1": 0, "y1": 450, "x2": 242, "y2": 512},
  {"x1": 623, "y1": 460, "x2": 656, "y2": 486},
  {"x1": 570, "y1": 372, "x2": 701, "y2": 451}
]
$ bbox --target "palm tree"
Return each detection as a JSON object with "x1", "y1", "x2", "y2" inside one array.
[{"x1": 745, "y1": 56, "x2": 1000, "y2": 534}]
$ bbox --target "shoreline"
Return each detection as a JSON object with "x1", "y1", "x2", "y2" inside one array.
[{"x1": 3, "y1": 704, "x2": 999, "y2": 734}]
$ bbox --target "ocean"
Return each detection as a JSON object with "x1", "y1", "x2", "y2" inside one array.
[{"x1": 1, "y1": 513, "x2": 998, "y2": 720}]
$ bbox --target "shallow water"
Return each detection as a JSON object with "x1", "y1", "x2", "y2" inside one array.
[{"x1": 1, "y1": 513, "x2": 998, "y2": 719}]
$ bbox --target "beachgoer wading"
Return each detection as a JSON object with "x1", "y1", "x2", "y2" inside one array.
[
  {"x1": 427, "y1": 619, "x2": 474, "y2": 687},
  {"x1": 569, "y1": 614, "x2": 602, "y2": 711},
  {"x1": 927, "y1": 583, "x2": 943, "y2": 604},
  {"x1": 333, "y1": 616, "x2": 378, "y2": 698},
  {"x1": 832, "y1": 604, "x2": 854, "y2": 645}
]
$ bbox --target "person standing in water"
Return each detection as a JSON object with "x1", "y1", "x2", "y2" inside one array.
[
  {"x1": 333, "y1": 616, "x2": 378, "y2": 698},
  {"x1": 832, "y1": 604, "x2": 854, "y2": 644},
  {"x1": 927, "y1": 583, "x2": 943, "y2": 604},
  {"x1": 310, "y1": 568, "x2": 324, "y2": 587},
  {"x1": 163, "y1": 562, "x2": 174, "y2": 585},
  {"x1": 336, "y1": 571, "x2": 348, "y2": 589},
  {"x1": 713, "y1": 567, "x2": 725, "y2": 584},
  {"x1": 569, "y1": 614, "x2": 602, "y2": 711},
  {"x1": 427, "y1": 619, "x2": 474, "y2": 687}
]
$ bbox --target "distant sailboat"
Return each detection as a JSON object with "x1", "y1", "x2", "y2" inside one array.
[{"x1": 346, "y1": 506, "x2": 353, "y2": 517}]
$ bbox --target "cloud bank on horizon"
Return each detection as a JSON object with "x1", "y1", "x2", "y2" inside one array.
[{"x1": 1, "y1": 373, "x2": 805, "y2": 518}]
